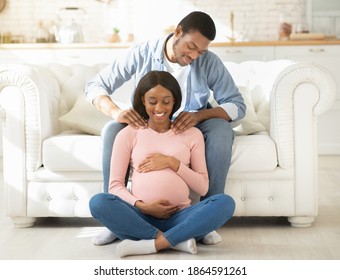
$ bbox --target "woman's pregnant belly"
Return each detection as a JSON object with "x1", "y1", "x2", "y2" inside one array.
[{"x1": 131, "y1": 169, "x2": 190, "y2": 207}]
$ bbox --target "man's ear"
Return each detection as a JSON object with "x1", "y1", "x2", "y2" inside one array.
[{"x1": 174, "y1": 25, "x2": 183, "y2": 37}]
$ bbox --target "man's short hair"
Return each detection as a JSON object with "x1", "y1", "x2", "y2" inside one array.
[{"x1": 178, "y1": 11, "x2": 216, "y2": 41}]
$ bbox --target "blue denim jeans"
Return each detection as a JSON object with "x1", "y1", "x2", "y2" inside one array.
[
  {"x1": 89, "y1": 193, "x2": 235, "y2": 246},
  {"x1": 101, "y1": 118, "x2": 234, "y2": 197}
]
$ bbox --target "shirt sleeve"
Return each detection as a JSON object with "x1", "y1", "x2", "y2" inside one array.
[
  {"x1": 175, "y1": 128, "x2": 209, "y2": 196},
  {"x1": 218, "y1": 102, "x2": 239, "y2": 121},
  {"x1": 108, "y1": 127, "x2": 139, "y2": 206},
  {"x1": 206, "y1": 53, "x2": 247, "y2": 122},
  {"x1": 84, "y1": 45, "x2": 139, "y2": 104}
]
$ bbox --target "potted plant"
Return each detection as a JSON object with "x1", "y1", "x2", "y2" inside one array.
[{"x1": 107, "y1": 27, "x2": 121, "y2": 43}]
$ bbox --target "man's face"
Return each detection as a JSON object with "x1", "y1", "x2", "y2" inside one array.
[{"x1": 171, "y1": 27, "x2": 211, "y2": 66}]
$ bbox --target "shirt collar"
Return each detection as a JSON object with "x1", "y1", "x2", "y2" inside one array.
[{"x1": 154, "y1": 33, "x2": 174, "y2": 63}]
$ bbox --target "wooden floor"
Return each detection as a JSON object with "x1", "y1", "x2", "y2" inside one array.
[{"x1": 0, "y1": 156, "x2": 339, "y2": 260}]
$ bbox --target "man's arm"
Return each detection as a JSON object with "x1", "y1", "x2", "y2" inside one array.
[{"x1": 85, "y1": 44, "x2": 148, "y2": 129}]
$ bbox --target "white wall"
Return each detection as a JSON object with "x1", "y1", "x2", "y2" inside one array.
[{"x1": 0, "y1": 0, "x2": 307, "y2": 44}]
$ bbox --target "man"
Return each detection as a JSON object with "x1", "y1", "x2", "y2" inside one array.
[{"x1": 85, "y1": 11, "x2": 246, "y2": 246}]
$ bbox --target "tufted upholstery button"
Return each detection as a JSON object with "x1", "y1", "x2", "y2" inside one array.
[
  {"x1": 47, "y1": 196, "x2": 52, "y2": 201},
  {"x1": 269, "y1": 196, "x2": 274, "y2": 201},
  {"x1": 74, "y1": 196, "x2": 79, "y2": 201},
  {"x1": 241, "y1": 196, "x2": 246, "y2": 201}
]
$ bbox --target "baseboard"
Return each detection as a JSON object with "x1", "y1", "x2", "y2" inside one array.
[{"x1": 318, "y1": 144, "x2": 340, "y2": 155}]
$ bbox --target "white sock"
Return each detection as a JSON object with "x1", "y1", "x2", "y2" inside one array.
[
  {"x1": 201, "y1": 230, "x2": 222, "y2": 245},
  {"x1": 92, "y1": 228, "x2": 117, "y2": 246},
  {"x1": 116, "y1": 239, "x2": 156, "y2": 258},
  {"x1": 171, "y1": 238, "x2": 197, "y2": 254}
]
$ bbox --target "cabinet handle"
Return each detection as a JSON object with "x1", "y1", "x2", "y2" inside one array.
[
  {"x1": 226, "y1": 49, "x2": 242, "y2": 54},
  {"x1": 309, "y1": 48, "x2": 325, "y2": 53}
]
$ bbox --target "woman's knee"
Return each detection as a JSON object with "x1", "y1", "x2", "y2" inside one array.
[
  {"x1": 89, "y1": 193, "x2": 109, "y2": 216},
  {"x1": 214, "y1": 194, "x2": 236, "y2": 219}
]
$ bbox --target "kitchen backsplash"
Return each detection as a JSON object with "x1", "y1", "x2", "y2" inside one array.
[{"x1": 0, "y1": 0, "x2": 311, "y2": 43}]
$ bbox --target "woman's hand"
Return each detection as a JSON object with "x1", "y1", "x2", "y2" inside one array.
[
  {"x1": 135, "y1": 199, "x2": 180, "y2": 219},
  {"x1": 138, "y1": 153, "x2": 180, "y2": 173}
]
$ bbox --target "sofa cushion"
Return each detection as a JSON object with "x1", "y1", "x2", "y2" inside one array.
[
  {"x1": 42, "y1": 131, "x2": 102, "y2": 171},
  {"x1": 58, "y1": 79, "x2": 133, "y2": 136},
  {"x1": 229, "y1": 132, "x2": 278, "y2": 172},
  {"x1": 42, "y1": 131, "x2": 277, "y2": 173},
  {"x1": 230, "y1": 86, "x2": 266, "y2": 135},
  {"x1": 59, "y1": 94, "x2": 112, "y2": 135}
]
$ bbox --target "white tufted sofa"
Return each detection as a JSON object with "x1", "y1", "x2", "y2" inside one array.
[{"x1": 0, "y1": 60, "x2": 336, "y2": 228}]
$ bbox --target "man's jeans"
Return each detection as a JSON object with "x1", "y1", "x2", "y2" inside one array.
[
  {"x1": 101, "y1": 118, "x2": 234, "y2": 198},
  {"x1": 90, "y1": 193, "x2": 235, "y2": 246}
]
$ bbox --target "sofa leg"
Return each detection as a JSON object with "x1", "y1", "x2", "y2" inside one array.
[
  {"x1": 288, "y1": 216, "x2": 315, "y2": 228},
  {"x1": 11, "y1": 217, "x2": 36, "y2": 228}
]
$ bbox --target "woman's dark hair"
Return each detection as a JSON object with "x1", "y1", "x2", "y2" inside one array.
[
  {"x1": 133, "y1": 71, "x2": 182, "y2": 120},
  {"x1": 178, "y1": 11, "x2": 216, "y2": 41}
]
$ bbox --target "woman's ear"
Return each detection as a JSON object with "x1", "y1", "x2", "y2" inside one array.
[{"x1": 141, "y1": 96, "x2": 145, "y2": 105}]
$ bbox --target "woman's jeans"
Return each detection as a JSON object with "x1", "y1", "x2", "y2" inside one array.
[
  {"x1": 90, "y1": 193, "x2": 235, "y2": 246},
  {"x1": 101, "y1": 118, "x2": 234, "y2": 199}
]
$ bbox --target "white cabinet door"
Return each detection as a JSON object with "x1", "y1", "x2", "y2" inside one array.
[
  {"x1": 210, "y1": 46, "x2": 274, "y2": 62},
  {"x1": 50, "y1": 48, "x2": 128, "y2": 65},
  {"x1": 0, "y1": 47, "x2": 129, "y2": 65},
  {"x1": 275, "y1": 45, "x2": 340, "y2": 99},
  {"x1": 0, "y1": 49, "x2": 55, "y2": 64},
  {"x1": 275, "y1": 45, "x2": 340, "y2": 154}
]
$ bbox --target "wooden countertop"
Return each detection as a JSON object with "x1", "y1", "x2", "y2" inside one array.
[{"x1": 1, "y1": 39, "x2": 340, "y2": 49}]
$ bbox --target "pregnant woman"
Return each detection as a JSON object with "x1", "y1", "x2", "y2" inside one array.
[{"x1": 89, "y1": 71, "x2": 235, "y2": 258}]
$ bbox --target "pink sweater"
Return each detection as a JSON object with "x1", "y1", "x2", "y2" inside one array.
[{"x1": 109, "y1": 126, "x2": 209, "y2": 208}]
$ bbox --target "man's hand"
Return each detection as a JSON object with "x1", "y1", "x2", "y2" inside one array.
[
  {"x1": 135, "y1": 199, "x2": 180, "y2": 219},
  {"x1": 171, "y1": 111, "x2": 199, "y2": 134},
  {"x1": 113, "y1": 108, "x2": 147, "y2": 129},
  {"x1": 171, "y1": 108, "x2": 231, "y2": 134},
  {"x1": 93, "y1": 96, "x2": 147, "y2": 129}
]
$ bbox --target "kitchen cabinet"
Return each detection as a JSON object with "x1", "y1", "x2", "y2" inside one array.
[
  {"x1": 0, "y1": 45, "x2": 128, "y2": 65},
  {"x1": 275, "y1": 45, "x2": 340, "y2": 99},
  {"x1": 210, "y1": 46, "x2": 274, "y2": 62}
]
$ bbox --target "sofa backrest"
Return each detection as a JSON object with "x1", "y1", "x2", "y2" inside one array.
[{"x1": 43, "y1": 60, "x2": 295, "y2": 135}]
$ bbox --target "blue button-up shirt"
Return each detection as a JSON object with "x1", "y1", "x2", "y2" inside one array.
[{"x1": 85, "y1": 34, "x2": 246, "y2": 122}]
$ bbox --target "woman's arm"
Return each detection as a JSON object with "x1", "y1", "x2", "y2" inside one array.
[
  {"x1": 176, "y1": 128, "x2": 209, "y2": 196},
  {"x1": 108, "y1": 127, "x2": 140, "y2": 205}
]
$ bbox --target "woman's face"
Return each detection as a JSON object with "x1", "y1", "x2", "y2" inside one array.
[{"x1": 142, "y1": 85, "x2": 175, "y2": 125}]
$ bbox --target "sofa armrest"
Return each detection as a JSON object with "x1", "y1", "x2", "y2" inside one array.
[
  {"x1": 270, "y1": 62, "x2": 336, "y2": 219},
  {"x1": 270, "y1": 62, "x2": 336, "y2": 170},
  {"x1": 0, "y1": 64, "x2": 61, "y2": 172}
]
